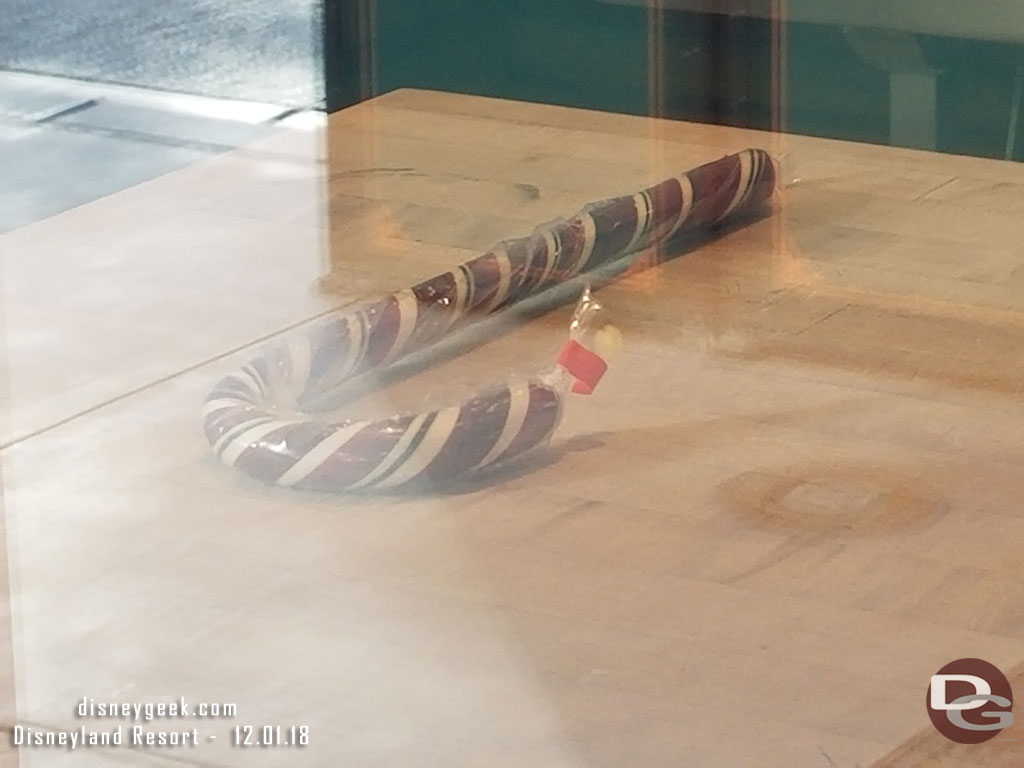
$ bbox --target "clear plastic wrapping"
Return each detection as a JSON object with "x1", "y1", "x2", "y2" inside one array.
[{"x1": 203, "y1": 149, "x2": 776, "y2": 492}]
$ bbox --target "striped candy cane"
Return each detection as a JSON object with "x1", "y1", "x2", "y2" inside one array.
[{"x1": 204, "y1": 149, "x2": 776, "y2": 491}]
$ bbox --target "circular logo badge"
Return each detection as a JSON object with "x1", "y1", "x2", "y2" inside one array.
[{"x1": 926, "y1": 658, "x2": 1013, "y2": 744}]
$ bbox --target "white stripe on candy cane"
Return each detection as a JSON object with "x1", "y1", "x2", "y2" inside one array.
[
  {"x1": 476, "y1": 385, "x2": 529, "y2": 469},
  {"x1": 448, "y1": 267, "x2": 470, "y2": 327},
  {"x1": 287, "y1": 335, "x2": 312, "y2": 399},
  {"x1": 374, "y1": 406, "x2": 461, "y2": 489},
  {"x1": 722, "y1": 150, "x2": 754, "y2": 219},
  {"x1": 540, "y1": 230, "x2": 558, "y2": 284},
  {"x1": 625, "y1": 191, "x2": 651, "y2": 252},
  {"x1": 274, "y1": 421, "x2": 367, "y2": 487},
  {"x1": 485, "y1": 247, "x2": 512, "y2": 312},
  {"x1": 212, "y1": 415, "x2": 274, "y2": 455},
  {"x1": 745, "y1": 149, "x2": 762, "y2": 207},
  {"x1": 733, "y1": 149, "x2": 758, "y2": 214},
  {"x1": 349, "y1": 412, "x2": 431, "y2": 489},
  {"x1": 575, "y1": 212, "x2": 598, "y2": 273},
  {"x1": 223, "y1": 369, "x2": 261, "y2": 399},
  {"x1": 240, "y1": 364, "x2": 268, "y2": 399},
  {"x1": 202, "y1": 398, "x2": 244, "y2": 418},
  {"x1": 336, "y1": 314, "x2": 365, "y2": 380},
  {"x1": 220, "y1": 420, "x2": 295, "y2": 465},
  {"x1": 666, "y1": 175, "x2": 694, "y2": 240},
  {"x1": 459, "y1": 263, "x2": 475, "y2": 312},
  {"x1": 384, "y1": 289, "x2": 419, "y2": 363}
]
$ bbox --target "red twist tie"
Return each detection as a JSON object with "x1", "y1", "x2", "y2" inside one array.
[{"x1": 556, "y1": 339, "x2": 608, "y2": 395}]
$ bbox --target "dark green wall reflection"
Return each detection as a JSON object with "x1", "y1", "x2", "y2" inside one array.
[
  {"x1": 332, "y1": 3, "x2": 1024, "y2": 162},
  {"x1": 374, "y1": 0, "x2": 649, "y2": 115}
]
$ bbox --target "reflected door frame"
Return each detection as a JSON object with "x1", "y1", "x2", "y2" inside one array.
[{"x1": 324, "y1": 0, "x2": 377, "y2": 112}]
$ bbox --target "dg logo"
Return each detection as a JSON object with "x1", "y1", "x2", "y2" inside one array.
[{"x1": 927, "y1": 658, "x2": 1014, "y2": 744}]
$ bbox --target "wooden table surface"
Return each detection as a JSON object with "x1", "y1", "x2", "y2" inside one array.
[
  {"x1": 322, "y1": 89, "x2": 1024, "y2": 766},
  {"x1": 4, "y1": 87, "x2": 1024, "y2": 766}
]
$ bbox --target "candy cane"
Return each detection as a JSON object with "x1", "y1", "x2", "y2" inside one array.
[{"x1": 204, "y1": 149, "x2": 776, "y2": 491}]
